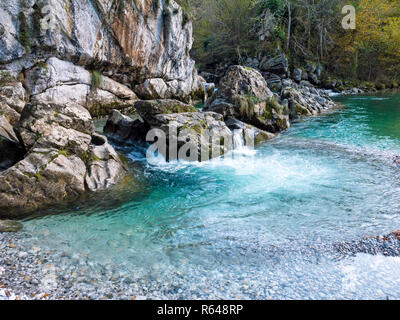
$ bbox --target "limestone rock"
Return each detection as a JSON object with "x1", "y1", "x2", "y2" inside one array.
[
  {"x1": 0, "y1": 77, "x2": 26, "y2": 113},
  {"x1": 0, "y1": 102, "x2": 125, "y2": 217},
  {"x1": 225, "y1": 117, "x2": 276, "y2": 146},
  {"x1": 26, "y1": 58, "x2": 137, "y2": 116},
  {"x1": 135, "y1": 99, "x2": 197, "y2": 127},
  {"x1": 134, "y1": 78, "x2": 169, "y2": 100},
  {"x1": 206, "y1": 66, "x2": 289, "y2": 133},
  {"x1": 85, "y1": 134, "x2": 125, "y2": 191},
  {"x1": 0, "y1": 101, "x2": 20, "y2": 125},
  {"x1": 151, "y1": 112, "x2": 233, "y2": 162},
  {"x1": 0, "y1": 0, "x2": 201, "y2": 102},
  {"x1": 104, "y1": 109, "x2": 149, "y2": 142}
]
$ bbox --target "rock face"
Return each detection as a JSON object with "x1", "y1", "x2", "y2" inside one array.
[
  {"x1": 147, "y1": 112, "x2": 233, "y2": 162},
  {"x1": 0, "y1": 0, "x2": 208, "y2": 215},
  {"x1": 0, "y1": 102, "x2": 125, "y2": 217},
  {"x1": 105, "y1": 109, "x2": 233, "y2": 162},
  {"x1": 280, "y1": 80, "x2": 336, "y2": 119},
  {"x1": 0, "y1": 115, "x2": 24, "y2": 170},
  {"x1": 104, "y1": 109, "x2": 149, "y2": 143},
  {"x1": 26, "y1": 57, "x2": 138, "y2": 117},
  {"x1": 135, "y1": 99, "x2": 197, "y2": 127},
  {"x1": 205, "y1": 66, "x2": 290, "y2": 133},
  {"x1": 0, "y1": 0, "x2": 204, "y2": 106}
]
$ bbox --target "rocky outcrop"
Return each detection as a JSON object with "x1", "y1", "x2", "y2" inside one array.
[
  {"x1": 104, "y1": 109, "x2": 149, "y2": 143},
  {"x1": 135, "y1": 99, "x2": 197, "y2": 127},
  {"x1": 0, "y1": 0, "x2": 210, "y2": 214},
  {"x1": 225, "y1": 117, "x2": 275, "y2": 146},
  {"x1": 0, "y1": 115, "x2": 24, "y2": 170},
  {"x1": 280, "y1": 79, "x2": 336, "y2": 119},
  {"x1": 0, "y1": 0, "x2": 204, "y2": 104},
  {"x1": 260, "y1": 54, "x2": 289, "y2": 76},
  {"x1": 205, "y1": 66, "x2": 290, "y2": 133},
  {"x1": 0, "y1": 102, "x2": 125, "y2": 217},
  {"x1": 25, "y1": 57, "x2": 138, "y2": 117},
  {"x1": 147, "y1": 112, "x2": 233, "y2": 162}
]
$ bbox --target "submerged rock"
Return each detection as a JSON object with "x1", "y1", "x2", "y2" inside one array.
[{"x1": 0, "y1": 220, "x2": 23, "y2": 232}]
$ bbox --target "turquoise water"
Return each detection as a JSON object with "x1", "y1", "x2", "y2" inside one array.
[{"x1": 21, "y1": 93, "x2": 400, "y2": 299}]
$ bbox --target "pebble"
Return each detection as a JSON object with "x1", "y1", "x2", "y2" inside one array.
[{"x1": 1, "y1": 229, "x2": 400, "y2": 300}]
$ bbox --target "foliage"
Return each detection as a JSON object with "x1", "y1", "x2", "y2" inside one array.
[
  {"x1": 185, "y1": 0, "x2": 399, "y2": 82},
  {"x1": 91, "y1": 71, "x2": 103, "y2": 90}
]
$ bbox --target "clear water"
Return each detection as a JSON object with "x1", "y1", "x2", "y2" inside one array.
[{"x1": 21, "y1": 92, "x2": 400, "y2": 299}]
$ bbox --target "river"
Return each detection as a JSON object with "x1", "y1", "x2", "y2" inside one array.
[{"x1": 16, "y1": 92, "x2": 400, "y2": 299}]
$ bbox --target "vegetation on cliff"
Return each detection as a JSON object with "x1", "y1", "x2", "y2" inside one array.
[{"x1": 184, "y1": 0, "x2": 400, "y2": 85}]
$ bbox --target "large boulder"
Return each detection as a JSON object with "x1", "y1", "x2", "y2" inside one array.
[
  {"x1": 104, "y1": 109, "x2": 149, "y2": 143},
  {"x1": 225, "y1": 117, "x2": 276, "y2": 147},
  {"x1": 0, "y1": 102, "x2": 125, "y2": 217},
  {"x1": 150, "y1": 112, "x2": 233, "y2": 162},
  {"x1": 25, "y1": 57, "x2": 138, "y2": 117},
  {"x1": 281, "y1": 83, "x2": 336, "y2": 119},
  {"x1": 205, "y1": 66, "x2": 290, "y2": 133},
  {"x1": 135, "y1": 99, "x2": 197, "y2": 127},
  {"x1": 260, "y1": 54, "x2": 289, "y2": 76},
  {"x1": 106, "y1": 110, "x2": 233, "y2": 162}
]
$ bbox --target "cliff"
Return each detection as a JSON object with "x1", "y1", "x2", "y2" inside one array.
[{"x1": 0, "y1": 0, "x2": 203, "y2": 115}]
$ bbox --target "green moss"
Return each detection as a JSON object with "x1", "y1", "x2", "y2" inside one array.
[
  {"x1": 18, "y1": 11, "x2": 30, "y2": 51},
  {"x1": 58, "y1": 149, "x2": 69, "y2": 157},
  {"x1": 32, "y1": 2, "x2": 44, "y2": 38},
  {"x1": 91, "y1": 155, "x2": 102, "y2": 162},
  {"x1": 191, "y1": 124, "x2": 203, "y2": 134},
  {"x1": 91, "y1": 70, "x2": 103, "y2": 90},
  {"x1": 295, "y1": 105, "x2": 309, "y2": 116},
  {"x1": 0, "y1": 71, "x2": 16, "y2": 86}
]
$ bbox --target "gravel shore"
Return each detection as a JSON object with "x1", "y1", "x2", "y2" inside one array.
[
  {"x1": 1, "y1": 228, "x2": 400, "y2": 300},
  {"x1": 0, "y1": 230, "x2": 149, "y2": 300}
]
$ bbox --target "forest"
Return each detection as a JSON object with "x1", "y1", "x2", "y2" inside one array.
[{"x1": 177, "y1": 0, "x2": 400, "y2": 87}]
